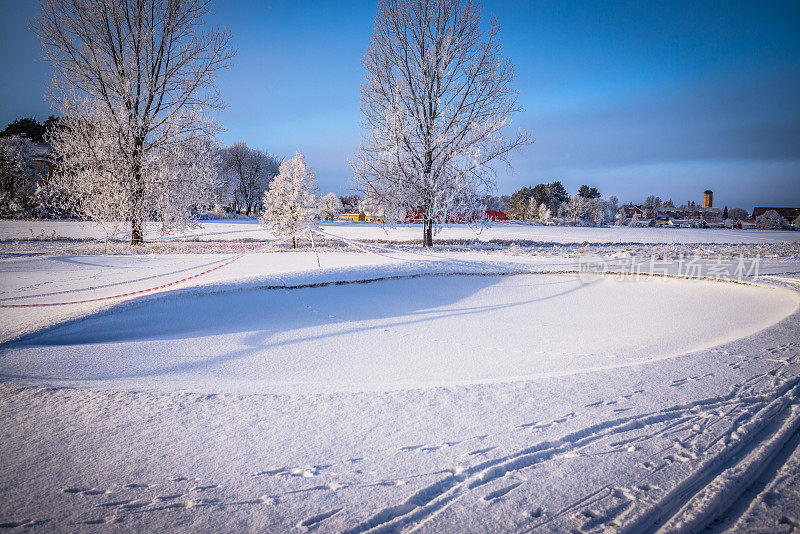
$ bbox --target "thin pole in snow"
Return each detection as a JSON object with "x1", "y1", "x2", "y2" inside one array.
[{"x1": 308, "y1": 225, "x2": 321, "y2": 268}]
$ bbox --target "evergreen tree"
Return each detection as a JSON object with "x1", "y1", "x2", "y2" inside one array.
[
  {"x1": 577, "y1": 185, "x2": 601, "y2": 198},
  {"x1": 1, "y1": 117, "x2": 46, "y2": 142}
]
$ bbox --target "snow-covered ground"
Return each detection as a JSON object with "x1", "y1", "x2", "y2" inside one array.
[
  {"x1": 2, "y1": 223, "x2": 800, "y2": 532},
  {"x1": 1, "y1": 218, "x2": 799, "y2": 244}
]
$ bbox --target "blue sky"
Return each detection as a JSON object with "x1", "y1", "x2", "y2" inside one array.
[{"x1": 1, "y1": 0, "x2": 799, "y2": 208}]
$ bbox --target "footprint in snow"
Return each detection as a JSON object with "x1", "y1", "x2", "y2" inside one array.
[
  {"x1": 190, "y1": 484, "x2": 219, "y2": 492},
  {"x1": 299, "y1": 508, "x2": 342, "y2": 529},
  {"x1": 82, "y1": 518, "x2": 111, "y2": 525},
  {"x1": 483, "y1": 481, "x2": 523, "y2": 502},
  {"x1": 468, "y1": 446, "x2": 497, "y2": 456},
  {"x1": 155, "y1": 494, "x2": 183, "y2": 501},
  {"x1": 0, "y1": 520, "x2": 29, "y2": 529},
  {"x1": 81, "y1": 489, "x2": 110, "y2": 496}
]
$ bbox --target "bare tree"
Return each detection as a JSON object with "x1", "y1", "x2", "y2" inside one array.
[
  {"x1": 34, "y1": 0, "x2": 235, "y2": 244},
  {"x1": 222, "y1": 142, "x2": 280, "y2": 215},
  {"x1": 643, "y1": 195, "x2": 662, "y2": 219},
  {"x1": 354, "y1": 0, "x2": 530, "y2": 247}
]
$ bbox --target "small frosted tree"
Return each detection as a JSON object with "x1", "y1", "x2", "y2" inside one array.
[
  {"x1": 525, "y1": 197, "x2": 539, "y2": 221},
  {"x1": 538, "y1": 203, "x2": 551, "y2": 223},
  {"x1": 260, "y1": 151, "x2": 319, "y2": 248},
  {"x1": 607, "y1": 195, "x2": 619, "y2": 215},
  {"x1": 320, "y1": 192, "x2": 344, "y2": 220}
]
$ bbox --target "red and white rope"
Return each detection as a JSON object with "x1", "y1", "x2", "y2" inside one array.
[{"x1": 1, "y1": 229, "x2": 306, "y2": 308}]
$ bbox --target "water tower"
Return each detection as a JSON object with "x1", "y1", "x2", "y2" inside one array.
[{"x1": 703, "y1": 190, "x2": 713, "y2": 208}]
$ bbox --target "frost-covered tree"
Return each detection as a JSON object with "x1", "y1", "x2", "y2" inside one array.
[
  {"x1": 643, "y1": 195, "x2": 662, "y2": 218},
  {"x1": 354, "y1": 0, "x2": 530, "y2": 246},
  {"x1": 587, "y1": 198, "x2": 611, "y2": 226},
  {"x1": 222, "y1": 142, "x2": 280, "y2": 215},
  {"x1": 607, "y1": 195, "x2": 619, "y2": 215},
  {"x1": 538, "y1": 202, "x2": 551, "y2": 223},
  {"x1": 559, "y1": 195, "x2": 611, "y2": 226},
  {"x1": 729, "y1": 207, "x2": 749, "y2": 220},
  {"x1": 0, "y1": 136, "x2": 38, "y2": 217},
  {"x1": 34, "y1": 0, "x2": 234, "y2": 244},
  {"x1": 260, "y1": 151, "x2": 320, "y2": 248},
  {"x1": 50, "y1": 103, "x2": 222, "y2": 239},
  {"x1": 756, "y1": 210, "x2": 791, "y2": 230},
  {"x1": 525, "y1": 197, "x2": 539, "y2": 221},
  {"x1": 561, "y1": 195, "x2": 587, "y2": 224},
  {"x1": 320, "y1": 192, "x2": 344, "y2": 220}
]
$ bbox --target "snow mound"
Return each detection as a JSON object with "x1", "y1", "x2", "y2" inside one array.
[{"x1": 1, "y1": 274, "x2": 797, "y2": 393}]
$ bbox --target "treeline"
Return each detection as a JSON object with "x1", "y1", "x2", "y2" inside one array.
[
  {"x1": 0, "y1": 116, "x2": 291, "y2": 220},
  {"x1": 491, "y1": 181, "x2": 618, "y2": 226}
]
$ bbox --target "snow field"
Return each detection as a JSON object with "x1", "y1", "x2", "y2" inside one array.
[
  {"x1": 1, "y1": 274, "x2": 798, "y2": 394},
  {"x1": 1, "y1": 219, "x2": 799, "y2": 244},
  {"x1": 1, "y1": 234, "x2": 800, "y2": 532}
]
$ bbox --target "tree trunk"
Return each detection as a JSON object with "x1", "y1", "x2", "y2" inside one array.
[
  {"x1": 422, "y1": 218, "x2": 433, "y2": 248},
  {"x1": 130, "y1": 214, "x2": 144, "y2": 245},
  {"x1": 130, "y1": 139, "x2": 145, "y2": 246},
  {"x1": 292, "y1": 236, "x2": 297, "y2": 249}
]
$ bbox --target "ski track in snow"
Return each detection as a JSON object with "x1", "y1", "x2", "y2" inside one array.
[
  {"x1": 1, "y1": 232, "x2": 799, "y2": 532},
  {"x1": 2, "y1": 338, "x2": 799, "y2": 532}
]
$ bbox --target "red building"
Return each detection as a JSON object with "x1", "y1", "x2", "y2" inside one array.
[{"x1": 404, "y1": 209, "x2": 507, "y2": 223}]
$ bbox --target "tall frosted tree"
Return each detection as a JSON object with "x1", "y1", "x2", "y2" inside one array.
[
  {"x1": 260, "y1": 151, "x2": 319, "y2": 248},
  {"x1": 34, "y1": 0, "x2": 234, "y2": 244},
  {"x1": 354, "y1": 0, "x2": 530, "y2": 246}
]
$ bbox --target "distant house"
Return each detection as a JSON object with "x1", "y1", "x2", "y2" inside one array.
[
  {"x1": 403, "y1": 209, "x2": 506, "y2": 223},
  {"x1": 484, "y1": 209, "x2": 508, "y2": 221},
  {"x1": 339, "y1": 209, "x2": 364, "y2": 222},
  {"x1": 619, "y1": 204, "x2": 644, "y2": 219},
  {"x1": 667, "y1": 219, "x2": 696, "y2": 228},
  {"x1": 30, "y1": 142, "x2": 56, "y2": 183},
  {"x1": 752, "y1": 207, "x2": 800, "y2": 220},
  {"x1": 736, "y1": 218, "x2": 757, "y2": 229}
]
